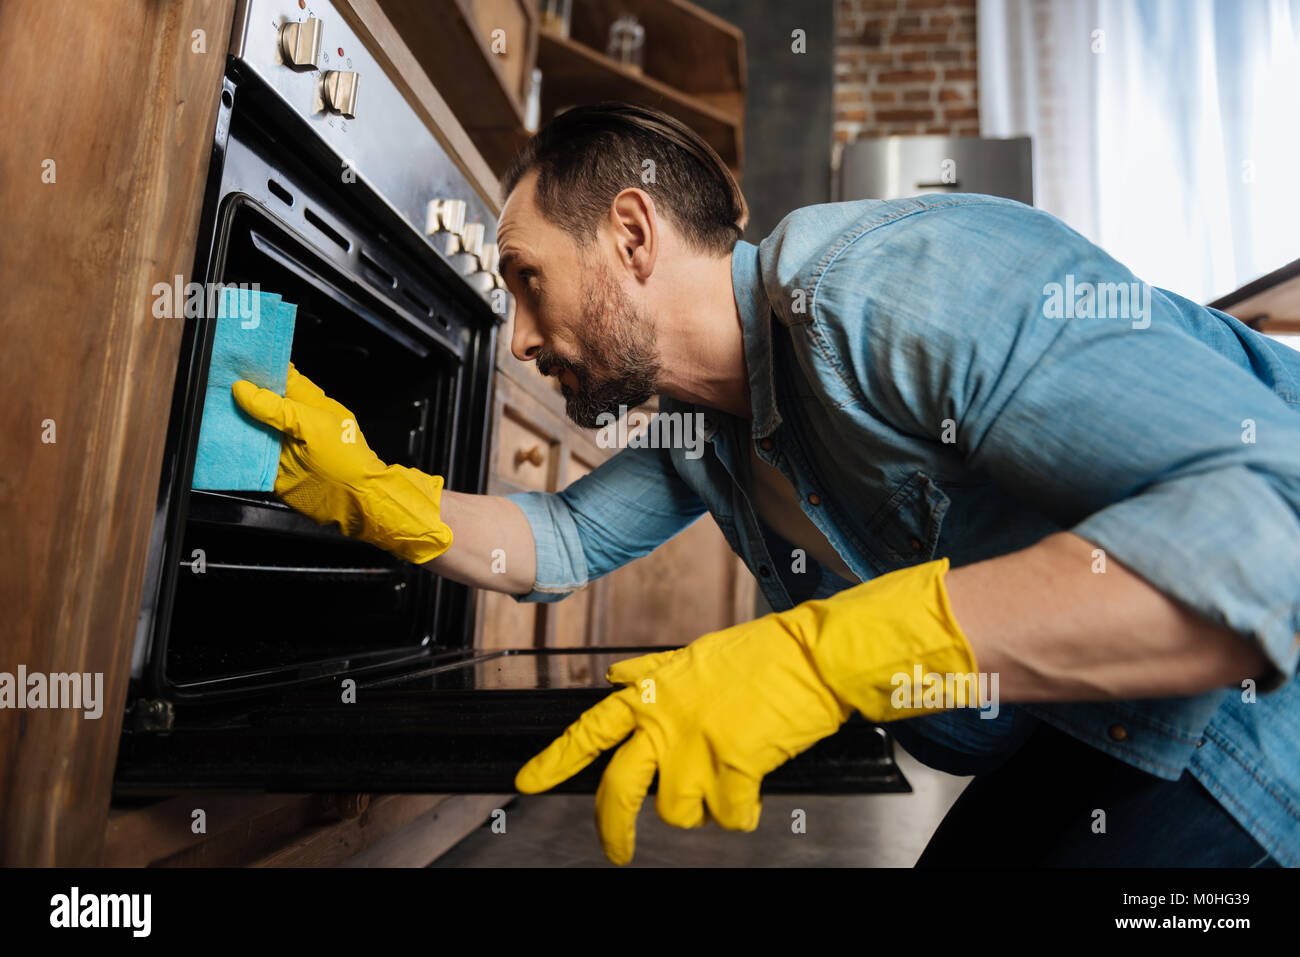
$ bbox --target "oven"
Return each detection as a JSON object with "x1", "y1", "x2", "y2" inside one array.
[{"x1": 113, "y1": 0, "x2": 907, "y2": 797}]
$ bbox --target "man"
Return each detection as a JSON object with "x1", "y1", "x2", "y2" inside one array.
[{"x1": 233, "y1": 103, "x2": 1298, "y2": 868}]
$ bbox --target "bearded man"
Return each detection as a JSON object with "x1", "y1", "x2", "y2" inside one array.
[{"x1": 234, "y1": 103, "x2": 1297, "y2": 868}]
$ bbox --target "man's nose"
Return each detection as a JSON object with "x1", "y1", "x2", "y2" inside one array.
[{"x1": 510, "y1": 306, "x2": 544, "y2": 363}]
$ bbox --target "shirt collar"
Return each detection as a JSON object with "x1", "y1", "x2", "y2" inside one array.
[{"x1": 730, "y1": 239, "x2": 783, "y2": 440}]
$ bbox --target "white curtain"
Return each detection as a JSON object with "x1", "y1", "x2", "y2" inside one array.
[{"x1": 979, "y1": 0, "x2": 1300, "y2": 304}]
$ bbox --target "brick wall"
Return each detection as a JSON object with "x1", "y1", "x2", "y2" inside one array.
[{"x1": 833, "y1": 0, "x2": 979, "y2": 169}]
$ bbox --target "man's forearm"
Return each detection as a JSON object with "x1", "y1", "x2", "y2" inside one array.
[
  {"x1": 417, "y1": 491, "x2": 537, "y2": 595},
  {"x1": 942, "y1": 531, "x2": 1273, "y2": 702}
]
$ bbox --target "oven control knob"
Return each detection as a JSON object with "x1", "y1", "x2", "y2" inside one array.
[
  {"x1": 425, "y1": 199, "x2": 467, "y2": 256},
  {"x1": 322, "y1": 70, "x2": 360, "y2": 119},
  {"x1": 460, "y1": 222, "x2": 485, "y2": 259},
  {"x1": 451, "y1": 223, "x2": 485, "y2": 273},
  {"x1": 467, "y1": 242, "x2": 502, "y2": 293},
  {"x1": 279, "y1": 17, "x2": 322, "y2": 70},
  {"x1": 480, "y1": 242, "x2": 505, "y2": 287}
]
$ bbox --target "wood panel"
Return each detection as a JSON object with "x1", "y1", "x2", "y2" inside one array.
[
  {"x1": 103, "y1": 793, "x2": 324, "y2": 867},
  {"x1": 340, "y1": 794, "x2": 512, "y2": 866},
  {"x1": 0, "y1": 0, "x2": 238, "y2": 866},
  {"x1": 496, "y1": 408, "x2": 557, "y2": 490},
  {"x1": 372, "y1": 0, "x2": 533, "y2": 176},
  {"x1": 471, "y1": 0, "x2": 538, "y2": 101},
  {"x1": 255, "y1": 793, "x2": 510, "y2": 867},
  {"x1": 550, "y1": 453, "x2": 599, "y2": 684},
  {"x1": 103, "y1": 791, "x2": 507, "y2": 866},
  {"x1": 602, "y1": 513, "x2": 755, "y2": 646}
]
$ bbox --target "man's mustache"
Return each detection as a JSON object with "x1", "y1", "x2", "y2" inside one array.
[{"x1": 537, "y1": 350, "x2": 586, "y2": 382}]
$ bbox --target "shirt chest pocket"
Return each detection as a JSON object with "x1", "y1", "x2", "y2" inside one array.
[{"x1": 861, "y1": 471, "x2": 951, "y2": 573}]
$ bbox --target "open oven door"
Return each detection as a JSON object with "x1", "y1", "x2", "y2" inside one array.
[{"x1": 114, "y1": 646, "x2": 910, "y2": 794}]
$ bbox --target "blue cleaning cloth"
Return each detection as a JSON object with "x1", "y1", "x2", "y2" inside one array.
[{"x1": 192, "y1": 287, "x2": 297, "y2": 491}]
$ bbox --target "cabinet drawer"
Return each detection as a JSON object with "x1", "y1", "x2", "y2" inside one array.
[
  {"x1": 551, "y1": 453, "x2": 598, "y2": 683},
  {"x1": 495, "y1": 408, "x2": 555, "y2": 491}
]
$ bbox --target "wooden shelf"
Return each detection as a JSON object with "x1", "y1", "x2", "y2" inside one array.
[
  {"x1": 371, "y1": 0, "x2": 746, "y2": 177},
  {"x1": 374, "y1": 0, "x2": 536, "y2": 177},
  {"x1": 338, "y1": 0, "x2": 505, "y2": 211},
  {"x1": 567, "y1": 0, "x2": 745, "y2": 97},
  {"x1": 538, "y1": 29, "x2": 743, "y2": 173}
]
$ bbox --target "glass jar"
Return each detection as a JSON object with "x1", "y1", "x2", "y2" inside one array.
[
  {"x1": 539, "y1": 0, "x2": 572, "y2": 39},
  {"x1": 524, "y1": 68, "x2": 542, "y2": 133},
  {"x1": 606, "y1": 14, "x2": 645, "y2": 73}
]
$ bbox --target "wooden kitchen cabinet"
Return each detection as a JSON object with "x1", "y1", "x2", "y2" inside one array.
[
  {"x1": 0, "y1": 0, "x2": 241, "y2": 867},
  {"x1": 602, "y1": 513, "x2": 754, "y2": 647},
  {"x1": 496, "y1": 405, "x2": 558, "y2": 491},
  {"x1": 549, "y1": 451, "x2": 605, "y2": 685}
]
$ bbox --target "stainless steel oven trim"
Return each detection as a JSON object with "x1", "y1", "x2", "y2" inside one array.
[{"x1": 227, "y1": 0, "x2": 503, "y2": 306}]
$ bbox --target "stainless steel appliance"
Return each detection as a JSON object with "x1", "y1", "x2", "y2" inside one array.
[
  {"x1": 115, "y1": 0, "x2": 906, "y2": 796},
  {"x1": 838, "y1": 135, "x2": 1034, "y2": 205}
]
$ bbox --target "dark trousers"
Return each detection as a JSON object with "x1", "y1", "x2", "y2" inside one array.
[{"x1": 913, "y1": 721, "x2": 1282, "y2": 867}]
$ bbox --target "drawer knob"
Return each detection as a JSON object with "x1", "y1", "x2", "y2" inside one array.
[{"x1": 516, "y1": 445, "x2": 545, "y2": 467}]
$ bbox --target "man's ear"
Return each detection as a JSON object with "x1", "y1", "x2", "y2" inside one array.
[{"x1": 609, "y1": 187, "x2": 657, "y2": 281}]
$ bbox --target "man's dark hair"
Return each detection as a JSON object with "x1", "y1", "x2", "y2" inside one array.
[{"x1": 502, "y1": 102, "x2": 748, "y2": 257}]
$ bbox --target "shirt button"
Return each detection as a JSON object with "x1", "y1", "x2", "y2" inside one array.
[
  {"x1": 760, "y1": 438, "x2": 773, "y2": 451},
  {"x1": 1197, "y1": 738, "x2": 1206, "y2": 747},
  {"x1": 759, "y1": 565, "x2": 772, "y2": 577},
  {"x1": 807, "y1": 493, "x2": 821, "y2": 505},
  {"x1": 910, "y1": 538, "x2": 921, "y2": 552},
  {"x1": 1107, "y1": 723, "x2": 1129, "y2": 742}
]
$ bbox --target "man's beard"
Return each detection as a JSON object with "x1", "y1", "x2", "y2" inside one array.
[{"x1": 536, "y1": 258, "x2": 661, "y2": 429}]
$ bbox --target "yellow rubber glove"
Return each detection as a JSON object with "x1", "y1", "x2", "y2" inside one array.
[
  {"x1": 514, "y1": 557, "x2": 979, "y2": 865},
  {"x1": 231, "y1": 363, "x2": 453, "y2": 564}
]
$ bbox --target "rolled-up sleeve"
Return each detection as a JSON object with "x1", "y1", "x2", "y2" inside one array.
[
  {"x1": 504, "y1": 439, "x2": 708, "y2": 603},
  {"x1": 826, "y1": 198, "x2": 1300, "y2": 691},
  {"x1": 977, "y1": 303, "x2": 1300, "y2": 691}
]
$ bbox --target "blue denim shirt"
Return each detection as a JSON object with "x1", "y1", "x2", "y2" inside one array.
[{"x1": 505, "y1": 195, "x2": 1300, "y2": 865}]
